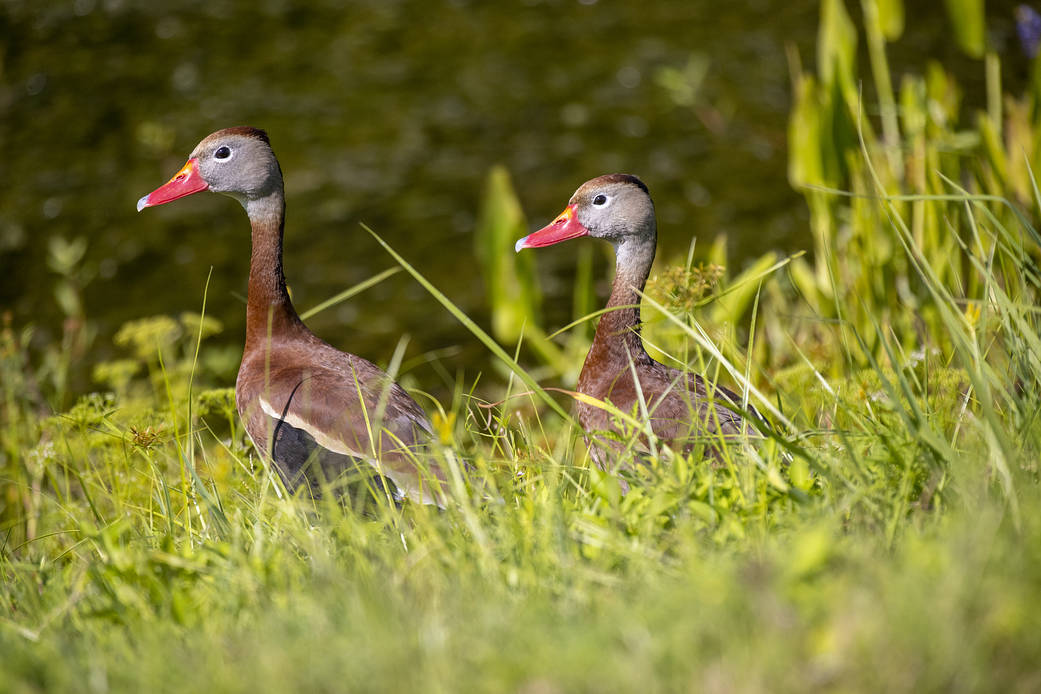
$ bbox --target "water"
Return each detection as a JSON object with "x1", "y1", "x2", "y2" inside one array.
[{"x1": 0, "y1": 0, "x2": 1027, "y2": 396}]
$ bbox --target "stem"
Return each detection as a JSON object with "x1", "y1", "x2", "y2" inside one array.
[
  {"x1": 986, "y1": 52, "x2": 1002, "y2": 140},
  {"x1": 862, "y1": 0, "x2": 903, "y2": 180}
]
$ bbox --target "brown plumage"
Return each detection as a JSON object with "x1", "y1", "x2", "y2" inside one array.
[
  {"x1": 138, "y1": 127, "x2": 445, "y2": 505},
  {"x1": 516, "y1": 174, "x2": 759, "y2": 471}
]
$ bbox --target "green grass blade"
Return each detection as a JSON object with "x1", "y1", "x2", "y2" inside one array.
[{"x1": 361, "y1": 223, "x2": 575, "y2": 424}]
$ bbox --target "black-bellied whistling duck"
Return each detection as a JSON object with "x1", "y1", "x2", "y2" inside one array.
[
  {"x1": 516, "y1": 174, "x2": 758, "y2": 471},
  {"x1": 138, "y1": 127, "x2": 444, "y2": 505}
]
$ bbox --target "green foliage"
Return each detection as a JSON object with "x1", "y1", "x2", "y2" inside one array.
[
  {"x1": 645, "y1": 262, "x2": 725, "y2": 316},
  {"x1": 784, "y1": 0, "x2": 1041, "y2": 378},
  {"x1": 1, "y1": 338, "x2": 1039, "y2": 692},
  {"x1": 474, "y1": 165, "x2": 542, "y2": 344},
  {"x1": 3, "y1": 230, "x2": 1041, "y2": 693},
  {"x1": 944, "y1": 0, "x2": 985, "y2": 58},
  {"x1": 474, "y1": 168, "x2": 592, "y2": 383}
]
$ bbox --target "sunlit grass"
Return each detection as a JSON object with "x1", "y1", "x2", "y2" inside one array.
[{"x1": 4, "y1": 173, "x2": 1041, "y2": 689}]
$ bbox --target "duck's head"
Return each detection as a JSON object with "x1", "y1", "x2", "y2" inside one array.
[
  {"x1": 515, "y1": 174, "x2": 655, "y2": 252},
  {"x1": 137, "y1": 127, "x2": 281, "y2": 211}
]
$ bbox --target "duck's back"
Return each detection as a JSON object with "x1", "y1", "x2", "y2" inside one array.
[
  {"x1": 235, "y1": 334, "x2": 438, "y2": 501},
  {"x1": 576, "y1": 351, "x2": 754, "y2": 465}
]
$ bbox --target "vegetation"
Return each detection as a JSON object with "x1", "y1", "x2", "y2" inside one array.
[{"x1": 4, "y1": 1, "x2": 1041, "y2": 691}]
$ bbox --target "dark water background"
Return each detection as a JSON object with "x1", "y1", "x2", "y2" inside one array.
[{"x1": 0, "y1": 0, "x2": 1029, "y2": 397}]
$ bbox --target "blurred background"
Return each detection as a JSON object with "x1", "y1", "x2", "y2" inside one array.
[{"x1": 0, "y1": 0, "x2": 1029, "y2": 400}]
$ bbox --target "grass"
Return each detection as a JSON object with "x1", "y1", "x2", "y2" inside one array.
[
  {"x1": 2, "y1": 179, "x2": 1040, "y2": 690},
  {"x1": 4, "y1": 2, "x2": 1041, "y2": 690}
]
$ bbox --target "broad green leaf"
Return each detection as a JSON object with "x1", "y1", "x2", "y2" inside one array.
[
  {"x1": 818, "y1": 0, "x2": 857, "y2": 89},
  {"x1": 710, "y1": 252, "x2": 778, "y2": 326},
  {"x1": 789, "y1": 74, "x2": 825, "y2": 189},
  {"x1": 944, "y1": 0, "x2": 985, "y2": 58},
  {"x1": 474, "y1": 165, "x2": 541, "y2": 344},
  {"x1": 877, "y1": 0, "x2": 904, "y2": 40},
  {"x1": 364, "y1": 223, "x2": 574, "y2": 424}
]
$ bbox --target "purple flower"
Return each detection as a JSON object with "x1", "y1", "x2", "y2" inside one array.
[{"x1": 1017, "y1": 5, "x2": 1041, "y2": 58}]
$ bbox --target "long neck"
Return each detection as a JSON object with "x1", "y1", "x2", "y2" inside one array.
[
  {"x1": 590, "y1": 236, "x2": 656, "y2": 362},
  {"x1": 243, "y1": 192, "x2": 303, "y2": 350}
]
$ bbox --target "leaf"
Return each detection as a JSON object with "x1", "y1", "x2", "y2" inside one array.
[
  {"x1": 944, "y1": 0, "x2": 985, "y2": 58},
  {"x1": 363, "y1": 223, "x2": 575, "y2": 424},
  {"x1": 788, "y1": 74, "x2": 825, "y2": 189},
  {"x1": 818, "y1": 0, "x2": 857, "y2": 89},
  {"x1": 877, "y1": 0, "x2": 905, "y2": 41},
  {"x1": 710, "y1": 252, "x2": 779, "y2": 326},
  {"x1": 46, "y1": 235, "x2": 87, "y2": 276},
  {"x1": 474, "y1": 165, "x2": 541, "y2": 344}
]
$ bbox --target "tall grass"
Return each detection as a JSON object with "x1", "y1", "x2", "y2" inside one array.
[{"x1": 3, "y1": 1, "x2": 1041, "y2": 690}]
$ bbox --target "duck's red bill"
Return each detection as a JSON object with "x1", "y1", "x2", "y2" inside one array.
[
  {"x1": 137, "y1": 158, "x2": 208, "y2": 211},
  {"x1": 515, "y1": 204, "x2": 589, "y2": 251}
]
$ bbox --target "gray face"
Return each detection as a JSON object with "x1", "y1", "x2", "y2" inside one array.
[
  {"x1": 570, "y1": 177, "x2": 656, "y2": 243},
  {"x1": 190, "y1": 133, "x2": 282, "y2": 202}
]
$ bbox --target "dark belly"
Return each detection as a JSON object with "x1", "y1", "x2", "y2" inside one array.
[{"x1": 269, "y1": 416, "x2": 398, "y2": 502}]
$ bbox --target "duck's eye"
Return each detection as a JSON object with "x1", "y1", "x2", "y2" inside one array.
[
  {"x1": 214, "y1": 146, "x2": 232, "y2": 160},
  {"x1": 592, "y1": 194, "x2": 608, "y2": 206}
]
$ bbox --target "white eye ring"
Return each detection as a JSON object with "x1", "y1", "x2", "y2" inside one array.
[
  {"x1": 214, "y1": 146, "x2": 233, "y2": 161},
  {"x1": 592, "y1": 193, "x2": 610, "y2": 206}
]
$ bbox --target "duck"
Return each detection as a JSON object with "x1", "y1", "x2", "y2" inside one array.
[
  {"x1": 137, "y1": 127, "x2": 445, "y2": 506},
  {"x1": 515, "y1": 174, "x2": 759, "y2": 472}
]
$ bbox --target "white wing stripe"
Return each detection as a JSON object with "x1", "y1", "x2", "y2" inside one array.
[
  {"x1": 257, "y1": 395, "x2": 442, "y2": 507},
  {"x1": 259, "y1": 395, "x2": 366, "y2": 459}
]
